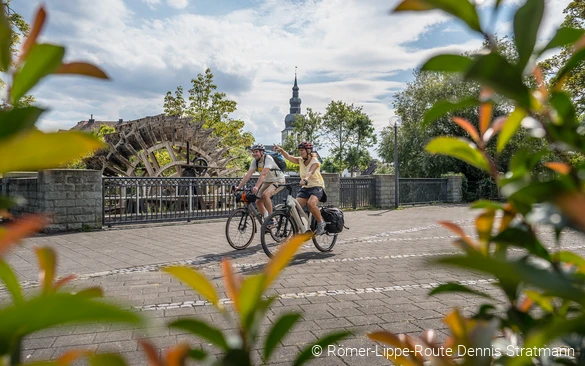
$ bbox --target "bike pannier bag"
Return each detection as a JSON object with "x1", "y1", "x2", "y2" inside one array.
[{"x1": 320, "y1": 206, "x2": 345, "y2": 233}]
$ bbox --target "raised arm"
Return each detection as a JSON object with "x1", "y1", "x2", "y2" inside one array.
[{"x1": 274, "y1": 145, "x2": 299, "y2": 165}]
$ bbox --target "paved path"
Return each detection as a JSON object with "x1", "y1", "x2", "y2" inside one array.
[{"x1": 3, "y1": 205, "x2": 584, "y2": 365}]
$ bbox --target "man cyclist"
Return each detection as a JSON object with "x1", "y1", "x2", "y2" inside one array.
[
  {"x1": 273, "y1": 141, "x2": 327, "y2": 235},
  {"x1": 234, "y1": 144, "x2": 285, "y2": 221}
]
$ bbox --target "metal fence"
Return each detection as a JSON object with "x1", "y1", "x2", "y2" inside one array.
[
  {"x1": 102, "y1": 176, "x2": 303, "y2": 226},
  {"x1": 339, "y1": 177, "x2": 376, "y2": 209},
  {"x1": 399, "y1": 178, "x2": 448, "y2": 205}
]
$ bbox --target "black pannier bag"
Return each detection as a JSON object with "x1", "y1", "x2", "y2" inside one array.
[{"x1": 320, "y1": 206, "x2": 347, "y2": 234}]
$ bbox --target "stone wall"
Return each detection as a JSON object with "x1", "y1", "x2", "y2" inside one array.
[
  {"x1": 373, "y1": 174, "x2": 397, "y2": 209},
  {"x1": 446, "y1": 175, "x2": 463, "y2": 203},
  {"x1": 3, "y1": 169, "x2": 102, "y2": 232},
  {"x1": 322, "y1": 173, "x2": 340, "y2": 207}
]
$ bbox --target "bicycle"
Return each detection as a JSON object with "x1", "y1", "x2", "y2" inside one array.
[
  {"x1": 260, "y1": 183, "x2": 338, "y2": 258},
  {"x1": 225, "y1": 187, "x2": 280, "y2": 250}
]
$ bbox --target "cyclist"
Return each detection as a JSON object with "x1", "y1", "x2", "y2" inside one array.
[
  {"x1": 234, "y1": 144, "x2": 285, "y2": 221},
  {"x1": 273, "y1": 141, "x2": 327, "y2": 235}
]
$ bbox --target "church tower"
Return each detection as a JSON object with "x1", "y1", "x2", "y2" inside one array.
[{"x1": 281, "y1": 69, "x2": 304, "y2": 145}]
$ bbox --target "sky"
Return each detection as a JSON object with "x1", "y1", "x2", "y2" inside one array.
[{"x1": 10, "y1": 0, "x2": 573, "y2": 158}]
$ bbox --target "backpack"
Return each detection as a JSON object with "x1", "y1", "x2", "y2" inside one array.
[
  {"x1": 264, "y1": 151, "x2": 287, "y2": 171},
  {"x1": 320, "y1": 206, "x2": 347, "y2": 234}
]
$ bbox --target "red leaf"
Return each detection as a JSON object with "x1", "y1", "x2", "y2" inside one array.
[
  {"x1": 55, "y1": 62, "x2": 109, "y2": 79},
  {"x1": 18, "y1": 6, "x2": 47, "y2": 64},
  {"x1": 452, "y1": 117, "x2": 480, "y2": 143},
  {"x1": 0, "y1": 214, "x2": 47, "y2": 257},
  {"x1": 544, "y1": 162, "x2": 571, "y2": 175}
]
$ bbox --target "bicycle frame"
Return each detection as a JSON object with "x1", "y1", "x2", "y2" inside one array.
[{"x1": 276, "y1": 193, "x2": 313, "y2": 233}]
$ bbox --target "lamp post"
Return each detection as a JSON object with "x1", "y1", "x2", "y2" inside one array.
[{"x1": 390, "y1": 116, "x2": 402, "y2": 209}]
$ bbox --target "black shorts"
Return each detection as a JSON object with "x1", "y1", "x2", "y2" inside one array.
[{"x1": 297, "y1": 187, "x2": 324, "y2": 200}]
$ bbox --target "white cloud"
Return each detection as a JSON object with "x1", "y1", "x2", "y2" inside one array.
[
  {"x1": 14, "y1": 0, "x2": 572, "y2": 159},
  {"x1": 166, "y1": 0, "x2": 188, "y2": 10}
]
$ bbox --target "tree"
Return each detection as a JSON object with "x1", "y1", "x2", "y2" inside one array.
[
  {"x1": 378, "y1": 38, "x2": 552, "y2": 181},
  {"x1": 1, "y1": 1, "x2": 34, "y2": 109},
  {"x1": 345, "y1": 113, "x2": 377, "y2": 175},
  {"x1": 163, "y1": 68, "x2": 254, "y2": 174},
  {"x1": 282, "y1": 107, "x2": 323, "y2": 153},
  {"x1": 540, "y1": 1, "x2": 585, "y2": 115}
]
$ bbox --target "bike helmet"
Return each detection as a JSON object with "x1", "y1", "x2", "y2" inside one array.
[
  {"x1": 298, "y1": 141, "x2": 313, "y2": 150},
  {"x1": 249, "y1": 144, "x2": 265, "y2": 151}
]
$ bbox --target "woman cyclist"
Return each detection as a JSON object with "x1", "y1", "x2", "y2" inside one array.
[{"x1": 273, "y1": 141, "x2": 327, "y2": 235}]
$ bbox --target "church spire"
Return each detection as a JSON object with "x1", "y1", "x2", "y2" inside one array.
[{"x1": 289, "y1": 67, "x2": 301, "y2": 114}]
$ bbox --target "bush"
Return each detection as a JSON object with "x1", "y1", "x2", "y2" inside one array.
[{"x1": 368, "y1": 0, "x2": 585, "y2": 365}]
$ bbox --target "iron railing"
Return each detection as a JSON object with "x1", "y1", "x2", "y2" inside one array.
[
  {"x1": 399, "y1": 178, "x2": 448, "y2": 205},
  {"x1": 102, "y1": 176, "x2": 303, "y2": 226},
  {"x1": 339, "y1": 177, "x2": 376, "y2": 209}
]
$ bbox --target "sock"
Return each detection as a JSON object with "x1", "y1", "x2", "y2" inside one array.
[{"x1": 264, "y1": 212, "x2": 268, "y2": 219}]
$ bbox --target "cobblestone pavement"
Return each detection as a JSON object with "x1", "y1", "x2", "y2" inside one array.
[{"x1": 3, "y1": 205, "x2": 585, "y2": 365}]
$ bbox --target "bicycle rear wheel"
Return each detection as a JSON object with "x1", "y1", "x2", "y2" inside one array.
[
  {"x1": 260, "y1": 211, "x2": 297, "y2": 258},
  {"x1": 225, "y1": 208, "x2": 256, "y2": 250},
  {"x1": 310, "y1": 216, "x2": 338, "y2": 252}
]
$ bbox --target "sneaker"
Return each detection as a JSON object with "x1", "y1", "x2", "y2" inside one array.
[
  {"x1": 264, "y1": 219, "x2": 275, "y2": 233},
  {"x1": 315, "y1": 221, "x2": 326, "y2": 235}
]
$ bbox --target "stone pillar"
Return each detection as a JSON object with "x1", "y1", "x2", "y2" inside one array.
[
  {"x1": 321, "y1": 173, "x2": 340, "y2": 207},
  {"x1": 37, "y1": 169, "x2": 103, "y2": 232},
  {"x1": 446, "y1": 175, "x2": 463, "y2": 203},
  {"x1": 373, "y1": 174, "x2": 396, "y2": 209}
]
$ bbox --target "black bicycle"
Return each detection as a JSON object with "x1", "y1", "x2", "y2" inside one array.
[{"x1": 225, "y1": 188, "x2": 280, "y2": 250}]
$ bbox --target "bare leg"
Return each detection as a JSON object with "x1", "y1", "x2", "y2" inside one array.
[
  {"x1": 256, "y1": 198, "x2": 266, "y2": 217},
  {"x1": 307, "y1": 195, "x2": 323, "y2": 222}
]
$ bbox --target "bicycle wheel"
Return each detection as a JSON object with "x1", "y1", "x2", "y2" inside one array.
[
  {"x1": 260, "y1": 211, "x2": 298, "y2": 258},
  {"x1": 310, "y1": 216, "x2": 338, "y2": 252},
  {"x1": 225, "y1": 208, "x2": 256, "y2": 250},
  {"x1": 312, "y1": 232, "x2": 338, "y2": 252}
]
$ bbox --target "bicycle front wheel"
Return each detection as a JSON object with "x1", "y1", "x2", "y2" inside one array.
[
  {"x1": 225, "y1": 208, "x2": 256, "y2": 250},
  {"x1": 260, "y1": 211, "x2": 298, "y2": 258}
]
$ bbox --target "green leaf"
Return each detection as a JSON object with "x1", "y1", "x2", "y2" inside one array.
[
  {"x1": 239, "y1": 274, "x2": 265, "y2": 331},
  {"x1": 169, "y1": 318, "x2": 229, "y2": 351},
  {"x1": 550, "y1": 91, "x2": 576, "y2": 126},
  {"x1": 513, "y1": 0, "x2": 544, "y2": 70},
  {"x1": 163, "y1": 266, "x2": 220, "y2": 308},
  {"x1": 0, "y1": 107, "x2": 45, "y2": 142},
  {"x1": 470, "y1": 200, "x2": 505, "y2": 210},
  {"x1": 524, "y1": 290, "x2": 554, "y2": 313},
  {"x1": 0, "y1": 130, "x2": 103, "y2": 174},
  {"x1": 497, "y1": 107, "x2": 526, "y2": 152},
  {"x1": 429, "y1": 282, "x2": 494, "y2": 299},
  {"x1": 393, "y1": 0, "x2": 482, "y2": 33},
  {"x1": 11, "y1": 44, "x2": 65, "y2": 104},
  {"x1": 0, "y1": 195, "x2": 22, "y2": 210},
  {"x1": 423, "y1": 97, "x2": 479, "y2": 126},
  {"x1": 263, "y1": 313, "x2": 301, "y2": 362},
  {"x1": 554, "y1": 251, "x2": 585, "y2": 274},
  {"x1": 492, "y1": 226, "x2": 550, "y2": 261},
  {"x1": 425, "y1": 136, "x2": 489, "y2": 172},
  {"x1": 294, "y1": 331, "x2": 351, "y2": 366},
  {"x1": 554, "y1": 48, "x2": 585, "y2": 89},
  {"x1": 0, "y1": 259, "x2": 23, "y2": 305},
  {"x1": 0, "y1": 2, "x2": 11, "y2": 71},
  {"x1": 465, "y1": 53, "x2": 531, "y2": 108},
  {"x1": 0, "y1": 293, "x2": 141, "y2": 355},
  {"x1": 436, "y1": 253, "x2": 585, "y2": 305},
  {"x1": 188, "y1": 349, "x2": 208, "y2": 361},
  {"x1": 539, "y1": 27, "x2": 585, "y2": 56},
  {"x1": 247, "y1": 296, "x2": 277, "y2": 344},
  {"x1": 36, "y1": 247, "x2": 56, "y2": 295},
  {"x1": 421, "y1": 54, "x2": 473, "y2": 72},
  {"x1": 89, "y1": 353, "x2": 128, "y2": 366}
]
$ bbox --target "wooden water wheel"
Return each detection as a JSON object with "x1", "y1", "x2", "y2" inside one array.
[{"x1": 84, "y1": 114, "x2": 236, "y2": 177}]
